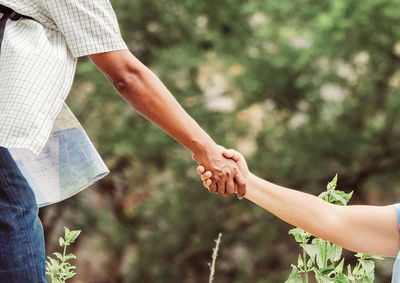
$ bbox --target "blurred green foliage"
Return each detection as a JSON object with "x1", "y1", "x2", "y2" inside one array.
[{"x1": 42, "y1": 0, "x2": 400, "y2": 282}]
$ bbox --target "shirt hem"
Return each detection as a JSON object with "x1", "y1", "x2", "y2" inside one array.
[{"x1": 71, "y1": 44, "x2": 128, "y2": 58}]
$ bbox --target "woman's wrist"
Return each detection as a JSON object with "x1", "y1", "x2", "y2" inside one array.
[
  {"x1": 241, "y1": 173, "x2": 256, "y2": 198},
  {"x1": 247, "y1": 173, "x2": 258, "y2": 186}
]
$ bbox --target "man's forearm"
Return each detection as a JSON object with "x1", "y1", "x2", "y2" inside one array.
[{"x1": 115, "y1": 62, "x2": 216, "y2": 157}]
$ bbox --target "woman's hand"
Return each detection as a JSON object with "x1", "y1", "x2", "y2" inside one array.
[
  {"x1": 196, "y1": 149, "x2": 249, "y2": 199},
  {"x1": 192, "y1": 145, "x2": 246, "y2": 198},
  {"x1": 221, "y1": 149, "x2": 250, "y2": 179}
]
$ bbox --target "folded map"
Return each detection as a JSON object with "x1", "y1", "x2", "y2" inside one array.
[{"x1": 9, "y1": 103, "x2": 109, "y2": 207}]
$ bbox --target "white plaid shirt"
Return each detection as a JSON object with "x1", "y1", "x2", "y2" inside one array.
[{"x1": 0, "y1": 0, "x2": 127, "y2": 155}]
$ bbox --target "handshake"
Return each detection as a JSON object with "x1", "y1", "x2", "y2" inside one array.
[{"x1": 192, "y1": 145, "x2": 249, "y2": 199}]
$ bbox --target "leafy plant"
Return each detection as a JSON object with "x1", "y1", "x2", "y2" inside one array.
[
  {"x1": 286, "y1": 175, "x2": 383, "y2": 283},
  {"x1": 46, "y1": 227, "x2": 81, "y2": 283}
]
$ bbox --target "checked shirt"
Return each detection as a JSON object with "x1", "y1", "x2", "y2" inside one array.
[{"x1": 0, "y1": 0, "x2": 127, "y2": 155}]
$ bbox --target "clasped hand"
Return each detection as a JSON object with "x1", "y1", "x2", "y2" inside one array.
[{"x1": 192, "y1": 146, "x2": 247, "y2": 199}]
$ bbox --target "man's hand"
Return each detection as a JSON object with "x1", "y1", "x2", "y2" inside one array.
[
  {"x1": 192, "y1": 146, "x2": 246, "y2": 198},
  {"x1": 196, "y1": 149, "x2": 249, "y2": 199}
]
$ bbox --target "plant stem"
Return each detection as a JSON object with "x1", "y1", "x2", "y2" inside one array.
[
  {"x1": 209, "y1": 233, "x2": 222, "y2": 283},
  {"x1": 303, "y1": 248, "x2": 309, "y2": 283},
  {"x1": 61, "y1": 242, "x2": 67, "y2": 281},
  {"x1": 63, "y1": 244, "x2": 67, "y2": 262}
]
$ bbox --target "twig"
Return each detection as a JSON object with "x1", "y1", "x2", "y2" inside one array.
[{"x1": 208, "y1": 233, "x2": 223, "y2": 283}]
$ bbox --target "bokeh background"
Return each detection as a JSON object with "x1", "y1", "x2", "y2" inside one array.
[{"x1": 40, "y1": 0, "x2": 400, "y2": 282}]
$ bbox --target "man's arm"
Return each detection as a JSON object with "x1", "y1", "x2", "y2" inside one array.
[{"x1": 88, "y1": 49, "x2": 246, "y2": 197}]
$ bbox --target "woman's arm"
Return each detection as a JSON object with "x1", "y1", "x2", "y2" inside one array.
[
  {"x1": 198, "y1": 150, "x2": 400, "y2": 257},
  {"x1": 88, "y1": 50, "x2": 246, "y2": 197},
  {"x1": 246, "y1": 174, "x2": 400, "y2": 257}
]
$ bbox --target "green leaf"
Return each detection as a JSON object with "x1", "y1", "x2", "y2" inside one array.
[
  {"x1": 65, "y1": 271, "x2": 77, "y2": 279},
  {"x1": 331, "y1": 191, "x2": 353, "y2": 206},
  {"x1": 297, "y1": 255, "x2": 304, "y2": 268},
  {"x1": 313, "y1": 238, "x2": 328, "y2": 268},
  {"x1": 320, "y1": 275, "x2": 333, "y2": 283},
  {"x1": 359, "y1": 259, "x2": 375, "y2": 278},
  {"x1": 59, "y1": 237, "x2": 65, "y2": 247},
  {"x1": 289, "y1": 228, "x2": 310, "y2": 243},
  {"x1": 64, "y1": 226, "x2": 70, "y2": 237},
  {"x1": 347, "y1": 264, "x2": 353, "y2": 280},
  {"x1": 318, "y1": 191, "x2": 329, "y2": 200},
  {"x1": 327, "y1": 174, "x2": 338, "y2": 191},
  {"x1": 307, "y1": 258, "x2": 313, "y2": 268},
  {"x1": 66, "y1": 230, "x2": 81, "y2": 244},
  {"x1": 352, "y1": 263, "x2": 360, "y2": 276},
  {"x1": 48, "y1": 258, "x2": 59, "y2": 274},
  {"x1": 359, "y1": 277, "x2": 373, "y2": 283},
  {"x1": 334, "y1": 258, "x2": 345, "y2": 274},
  {"x1": 64, "y1": 253, "x2": 77, "y2": 261},
  {"x1": 327, "y1": 244, "x2": 342, "y2": 262},
  {"x1": 53, "y1": 252, "x2": 63, "y2": 261},
  {"x1": 302, "y1": 244, "x2": 318, "y2": 262},
  {"x1": 329, "y1": 192, "x2": 347, "y2": 206},
  {"x1": 313, "y1": 268, "x2": 332, "y2": 283},
  {"x1": 334, "y1": 273, "x2": 349, "y2": 283},
  {"x1": 319, "y1": 263, "x2": 335, "y2": 276},
  {"x1": 356, "y1": 253, "x2": 384, "y2": 260},
  {"x1": 285, "y1": 266, "x2": 303, "y2": 283}
]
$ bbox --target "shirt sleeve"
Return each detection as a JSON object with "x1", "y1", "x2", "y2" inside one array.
[
  {"x1": 43, "y1": 0, "x2": 128, "y2": 58},
  {"x1": 394, "y1": 203, "x2": 400, "y2": 231}
]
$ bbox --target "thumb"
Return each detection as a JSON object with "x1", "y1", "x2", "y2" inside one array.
[
  {"x1": 234, "y1": 172, "x2": 246, "y2": 199},
  {"x1": 222, "y1": 149, "x2": 240, "y2": 162},
  {"x1": 222, "y1": 149, "x2": 234, "y2": 159}
]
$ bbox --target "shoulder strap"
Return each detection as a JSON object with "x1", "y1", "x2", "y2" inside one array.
[{"x1": 0, "y1": 4, "x2": 33, "y2": 56}]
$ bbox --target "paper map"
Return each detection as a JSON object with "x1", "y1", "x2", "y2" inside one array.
[{"x1": 9, "y1": 103, "x2": 109, "y2": 207}]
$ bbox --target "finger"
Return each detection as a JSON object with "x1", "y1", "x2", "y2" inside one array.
[
  {"x1": 233, "y1": 182, "x2": 239, "y2": 195},
  {"x1": 222, "y1": 149, "x2": 242, "y2": 163},
  {"x1": 230, "y1": 150, "x2": 242, "y2": 162},
  {"x1": 235, "y1": 172, "x2": 246, "y2": 199},
  {"x1": 192, "y1": 153, "x2": 196, "y2": 161},
  {"x1": 197, "y1": 166, "x2": 205, "y2": 175},
  {"x1": 203, "y1": 179, "x2": 212, "y2": 189},
  {"x1": 209, "y1": 179, "x2": 218, "y2": 193},
  {"x1": 201, "y1": 171, "x2": 212, "y2": 181},
  {"x1": 217, "y1": 179, "x2": 226, "y2": 195},
  {"x1": 222, "y1": 149, "x2": 234, "y2": 159},
  {"x1": 225, "y1": 174, "x2": 235, "y2": 195}
]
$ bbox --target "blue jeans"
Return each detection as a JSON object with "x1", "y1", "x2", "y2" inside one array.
[{"x1": 0, "y1": 147, "x2": 46, "y2": 282}]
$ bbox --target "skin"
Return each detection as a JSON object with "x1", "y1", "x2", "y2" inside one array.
[
  {"x1": 88, "y1": 49, "x2": 246, "y2": 197},
  {"x1": 197, "y1": 149, "x2": 400, "y2": 257}
]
